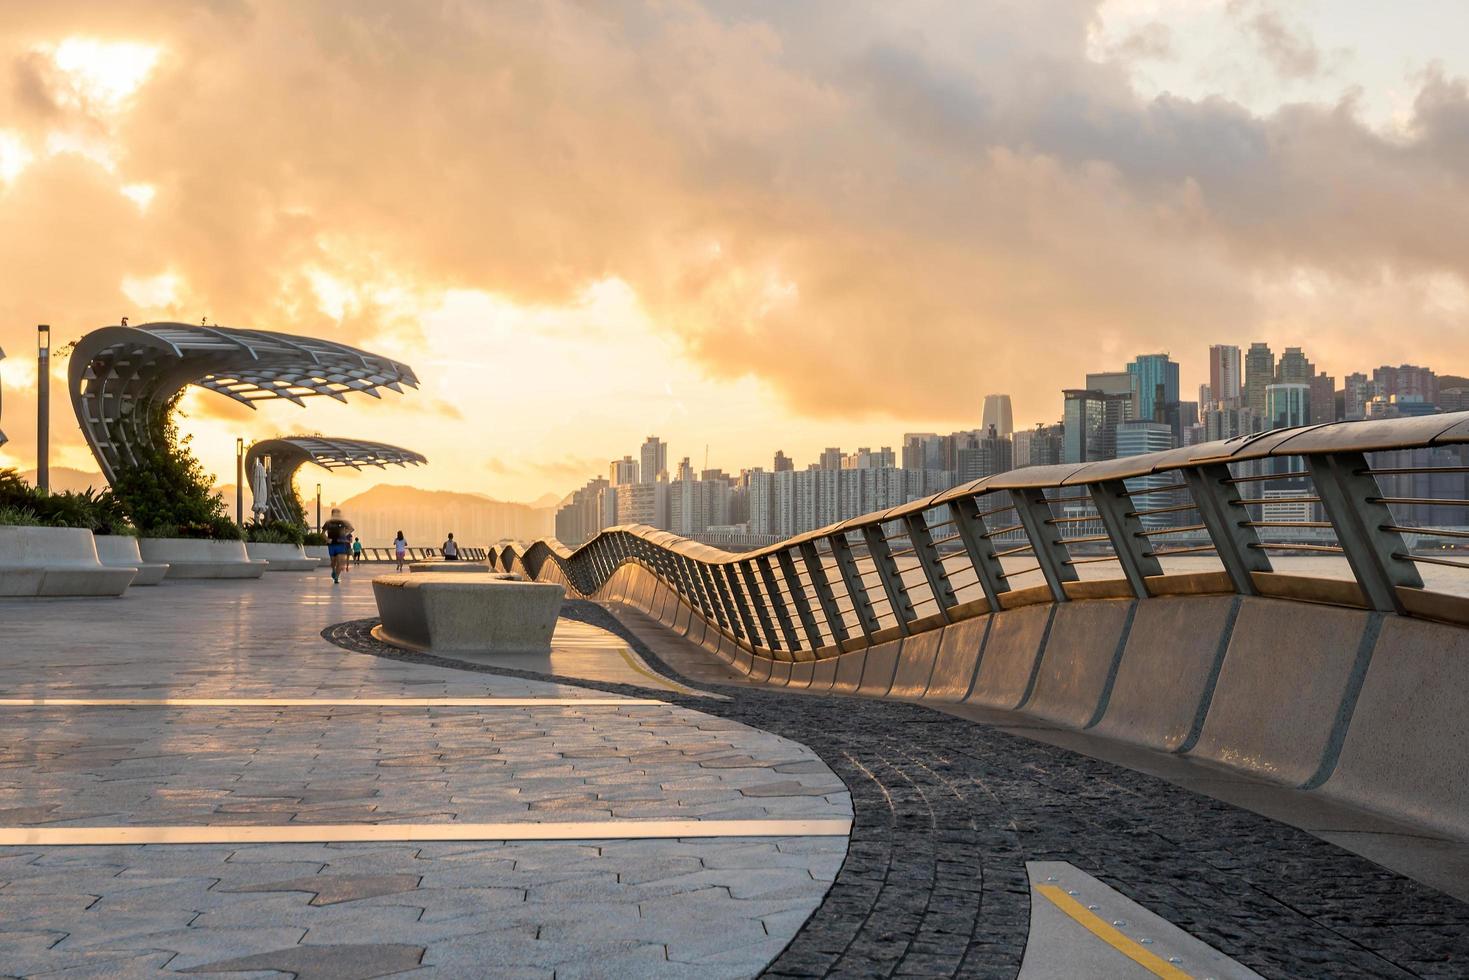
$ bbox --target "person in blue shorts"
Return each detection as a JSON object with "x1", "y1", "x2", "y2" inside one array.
[{"x1": 322, "y1": 508, "x2": 355, "y2": 584}]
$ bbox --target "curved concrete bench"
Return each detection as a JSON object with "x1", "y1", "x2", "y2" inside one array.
[
  {"x1": 0, "y1": 526, "x2": 136, "y2": 597},
  {"x1": 138, "y1": 538, "x2": 267, "y2": 579},
  {"x1": 408, "y1": 561, "x2": 493, "y2": 574},
  {"x1": 93, "y1": 534, "x2": 169, "y2": 586},
  {"x1": 305, "y1": 545, "x2": 331, "y2": 567},
  {"x1": 371, "y1": 573, "x2": 564, "y2": 654},
  {"x1": 244, "y1": 542, "x2": 319, "y2": 571}
]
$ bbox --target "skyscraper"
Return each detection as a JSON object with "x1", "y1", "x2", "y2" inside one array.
[
  {"x1": 1126, "y1": 353, "x2": 1180, "y2": 424},
  {"x1": 639, "y1": 436, "x2": 667, "y2": 484},
  {"x1": 1265, "y1": 383, "x2": 1311, "y2": 430},
  {"x1": 1062, "y1": 389, "x2": 1130, "y2": 463},
  {"x1": 609, "y1": 455, "x2": 638, "y2": 486},
  {"x1": 1208, "y1": 345, "x2": 1242, "y2": 407},
  {"x1": 1116, "y1": 419, "x2": 1176, "y2": 530},
  {"x1": 1244, "y1": 343, "x2": 1275, "y2": 417},
  {"x1": 819, "y1": 448, "x2": 842, "y2": 471},
  {"x1": 773, "y1": 450, "x2": 794, "y2": 472},
  {"x1": 1276, "y1": 347, "x2": 1314, "y2": 384},
  {"x1": 981, "y1": 394, "x2": 1014, "y2": 437}
]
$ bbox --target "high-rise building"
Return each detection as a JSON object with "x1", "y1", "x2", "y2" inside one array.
[
  {"x1": 1310, "y1": 373, "x2": 1337, "y2": 423},
  {"x1": 981, "y1": 394, "x2": 1014, "y2": 437},
  {"x1": 554, "y1": 476, "x2": 611, "y2": 546},
  {"x1": 1127, "y1": 353, "x2": 1180, "y2": 424},
  {"x1": 1086, "y1": 371, "x2": 1136, "y2": 419},
  {"x1": 1204, "y1": 405, "x2": 1255, "y2": 441},
  {"x1": 1244, "y1": 342, "x2": 1275, "y2": 417},
  {"x1": 615, "y1": 480, "x2": 668, "y2": 529},
  {"x1": 819, "y1": 447, "x2": 842, "y2": 471},
  {"x1": 1062, "y1": 389, "x2": 1130, "y2": 463},
  {"x1": 1344, "y1": 373, "x2": 1375, "y2": 420},
  {"x1": 955, "y1": 426, "x2": 1013, "y2": 481},
  {"x1": 1374, "y1": 364, "x2": 1438, "y2": 405},
  {"x1": 609, "y1": 455, "x2": 638, "y2": 486},
  {"x1": 1208, "y1": 345, "x2": 1243, "y2": 407},
  {"x1": 639, "y1": 436, "x2": 667, "y2": 484},
  {"x1": 1265, "y1": 383, "x2": 1311, "y2": 430},
  {"x1": 1276, "y1": 347, "x2": 1314, "y2": 385},
  {"x1": 901, "y1": 433, "x2": 942, "y2": 471},
  {"x1": 1116, "y1": 420, "x2": 1176, "y2": 530},
  {"x1": 1014, "y1": 423, "x2": 1063, "y2": 468},
  {"x1": 773, "y1": 450, "x2": 794, "y2": 472}
]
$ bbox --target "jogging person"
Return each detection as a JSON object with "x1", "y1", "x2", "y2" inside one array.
[
  {"x1": 322, "y1": 509, "x2": 354, "y2": 584},
  {"x1": 394, "y1": 530, "x2": 408, "y2": 571},
  {"x1": 352, "y1": 536, "x2": 364, "y2": 566}
]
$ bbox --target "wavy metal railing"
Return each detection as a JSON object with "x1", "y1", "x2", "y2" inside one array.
[{"x1": 501, "y1": 413, "x2": 1469, "y2": 660}]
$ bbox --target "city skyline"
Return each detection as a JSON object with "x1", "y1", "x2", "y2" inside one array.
[{"x1": 4, "y1": 4, "x2": 1469, "y2": 503}]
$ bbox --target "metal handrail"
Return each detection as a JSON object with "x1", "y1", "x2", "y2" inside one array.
[{"x1": 514, "y1": 412, "x2": 1469, "y2": 658}]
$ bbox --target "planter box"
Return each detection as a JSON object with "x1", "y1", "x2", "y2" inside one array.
[
  {"x1": 138, "y1": 538, "x2": 267, "y2": 579},
  {"x1": 305, "y1": 545, "x2": 332, "y2": 567},
  {"x1": 0, "y1": 526, "x2": 136, "y2": 597},
  {"x1": 245, "y1": 542, "x2": 319, "y2": 572},
  {"x1": 93, "y1": 534, "x2": 169, "y2": 586},
  {"x1": 408, "y1": 561, "x2": 495, "y2": 574}
]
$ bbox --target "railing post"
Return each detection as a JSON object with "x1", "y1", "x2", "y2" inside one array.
[
  {"x1": 799, "y1": 541, "x2": 849, "y2": 646},
  {"x1": 829, "y1": 532, "x2": 881, "y2": 641},
  {"x1": 738, "y1": 561, "x2": 779, "y2": 651},
  {"x1": 779, "y1": 548, "x2": 825, "y2": 650},
  {"x1": 904, "y1": 512, "x2": 956, "y2": 622},
  {"x1": 860, "y1": 525, "x2": 914, "y2": 635},
  {"x1": 1307, "y1": 451, "x2": 1423, "y2": 613},
  {"x1": 1183, "y1": 463, "x2": 1270, "y2": 595},
  {"x1": 1010, "y1": 487, "x2": 1078, "y2": 602},
  {"x1": 1089, "y1": 479, "x2": 1163, "y2": 599},
  {"x1": 681, "y1": 554, "x2": 713, "y2": 618},
  {"x1": 756, "y1": 555, "x2": 802, "y2": 651},
  {"x1": 695, "y1": 561, "x2": 731, "y2": 630},
  {"x1": 948, "y1": 495, "x2": 1010, "y2": 610},
  {"x1": 719, "y1": 563, "x2": 757, "y2": 643}
]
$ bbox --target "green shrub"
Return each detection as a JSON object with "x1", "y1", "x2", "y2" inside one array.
[
  {"x1": 106, "y1": 394, "x2": 240, "y2": 540},
  {"x1": 0, "y1": 469, "x2": 135, "y2": 534},
  {"x1": 245, "y1": 520, "x2": 305, "y2": 546},
  {"x1": 0, "y1": 505, "x2": 43, "y2": 527},
  {"x1": 303, "y1": 531, "x2": 328, "y2": 546}
]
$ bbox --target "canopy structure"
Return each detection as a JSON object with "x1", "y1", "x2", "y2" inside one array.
[
  {"x1": 69, "y1": 323, "x2": 419, "y2": 483},
  {"x1": 245, "y1": 436, "x2": 428, "y2": 524}
]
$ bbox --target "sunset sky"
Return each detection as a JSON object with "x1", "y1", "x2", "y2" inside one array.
[{"x1": 3, "y1": 1, "x2": 1469, "y2": 506}]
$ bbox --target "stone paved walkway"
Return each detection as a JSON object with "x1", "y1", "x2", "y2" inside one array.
[
  {"x1": 333, "y1": 601, "x2": 1469, "y2": 979},
  {"x1": 0, "y1": 573, "x2": 850, "y2": 978}
]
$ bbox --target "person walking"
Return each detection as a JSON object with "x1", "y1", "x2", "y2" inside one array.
[
  {"x1": 442, "y1": 532, "x2": 459, "y2": 561},
  {"x1": 322, "y1": 508, "x2": 354, "y2": 584},
  {"x1": 352, "y1": 536, "x2": 364, "y2": 567},
  {"x1": 394, "y1": 530, "x2": 408, "y2": 572}
]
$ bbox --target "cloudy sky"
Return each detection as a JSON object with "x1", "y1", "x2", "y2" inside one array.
[{"x1": 2, "y1": 0, "x2": 1468, "y2": 504}]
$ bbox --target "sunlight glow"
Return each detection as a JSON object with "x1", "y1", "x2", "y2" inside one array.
[
  {"x1": 42, "y1": 38, "x2": 161, "y2": 114},
  {"x1": 120, "y1": 183, "x2": 156, "y2": 209},
  {"x1": 121, "y1": 272, "x2": 183, "y2": 309},
  {"x1": 0, "y1": 131, "x2": 34, "y2": 184}
]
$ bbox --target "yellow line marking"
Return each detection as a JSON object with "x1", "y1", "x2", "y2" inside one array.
[
  {"x1": 614, "y1": 648, "x2": 707, "y2": 696},
  {"x1": 0, "y1": 818, "x2": 852, "y2": 847},
  {"x1": 1034, "y1": 884, "x2": 1194, "y2": 979},
  {"x1": 0, "y1": 698, "x2": 662, "y2": 708}
]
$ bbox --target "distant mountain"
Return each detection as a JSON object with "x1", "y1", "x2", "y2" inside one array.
[
  {"x1": 17, "y1": 467, "x2": 108, "y2": 494},
  {"x1": 334, "y1": 483, "x2": 556, "y2": 548},
  {"x1": 531, "y1": 492, "x2": 562, "y2": 509}
]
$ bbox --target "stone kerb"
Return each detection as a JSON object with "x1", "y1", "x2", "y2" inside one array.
[
  {"x1": 371, "y1": 572, "x2": 565, "y2": 655},
  {"x1": 0, "y1": 526, "x2": 137, "y2": 597},
  {"x1": 244, "y1": 542, "x2": 319, "y2": 571},
  {"x1": 93, "y1": 534, "x2": 168, "y2": 586},
  {"x1": 139, "y1": 538, "x2": 268, "y2": 579}
]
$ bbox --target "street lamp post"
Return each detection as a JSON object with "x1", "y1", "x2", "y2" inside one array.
[
  {"x1": 316, "y1": 483, "x2": 322, "y2": 532},
  {"x1": 37, "y1": 325, "x2": 50, "y2": 492},
  {"x1": 235, "y1": 437, "x2": 244, "y2": 527}
]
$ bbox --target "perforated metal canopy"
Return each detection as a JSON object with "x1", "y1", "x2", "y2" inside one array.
[
  {"x1": 69, "y1": 323, "x2": 419, "y2": 482},
  {"x1": 245, "y1": 436, "x2": 427, "y2": 524}
]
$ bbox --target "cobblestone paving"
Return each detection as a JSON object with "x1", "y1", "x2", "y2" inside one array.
[
  {"x1": 330, "y1": 603, "x2": 1469, "y2": 979},
  {"x1": 0, "y1": 575, "x2": 849, "y2": 977}
]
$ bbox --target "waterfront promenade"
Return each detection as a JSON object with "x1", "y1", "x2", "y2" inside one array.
[
  {"x1": 5, "y1": 569, "x2": 1469, "y2": 976},
  {"x1": 0, "y1": 575, "x2": 849, "y2": 977}
]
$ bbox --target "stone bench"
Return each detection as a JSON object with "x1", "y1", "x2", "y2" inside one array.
[
  {"x1": 93, "y1": 534, "x2": 169, "y2": 586},
  {"x1": 406, "y1": 561, "x2": 503, "y2": 574},
  {"x1": 138, "y1": 538, "x2": 267, "y2": 579},
  {"x1": 0, "y1": 526, "x2": 137, "y2": 597},
  {"x1": 371, "y1": 573, "x2": 564, "y2": 654},
  {"x1": 245, "y1": 542, "x2": 320, "y2": 571}
]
